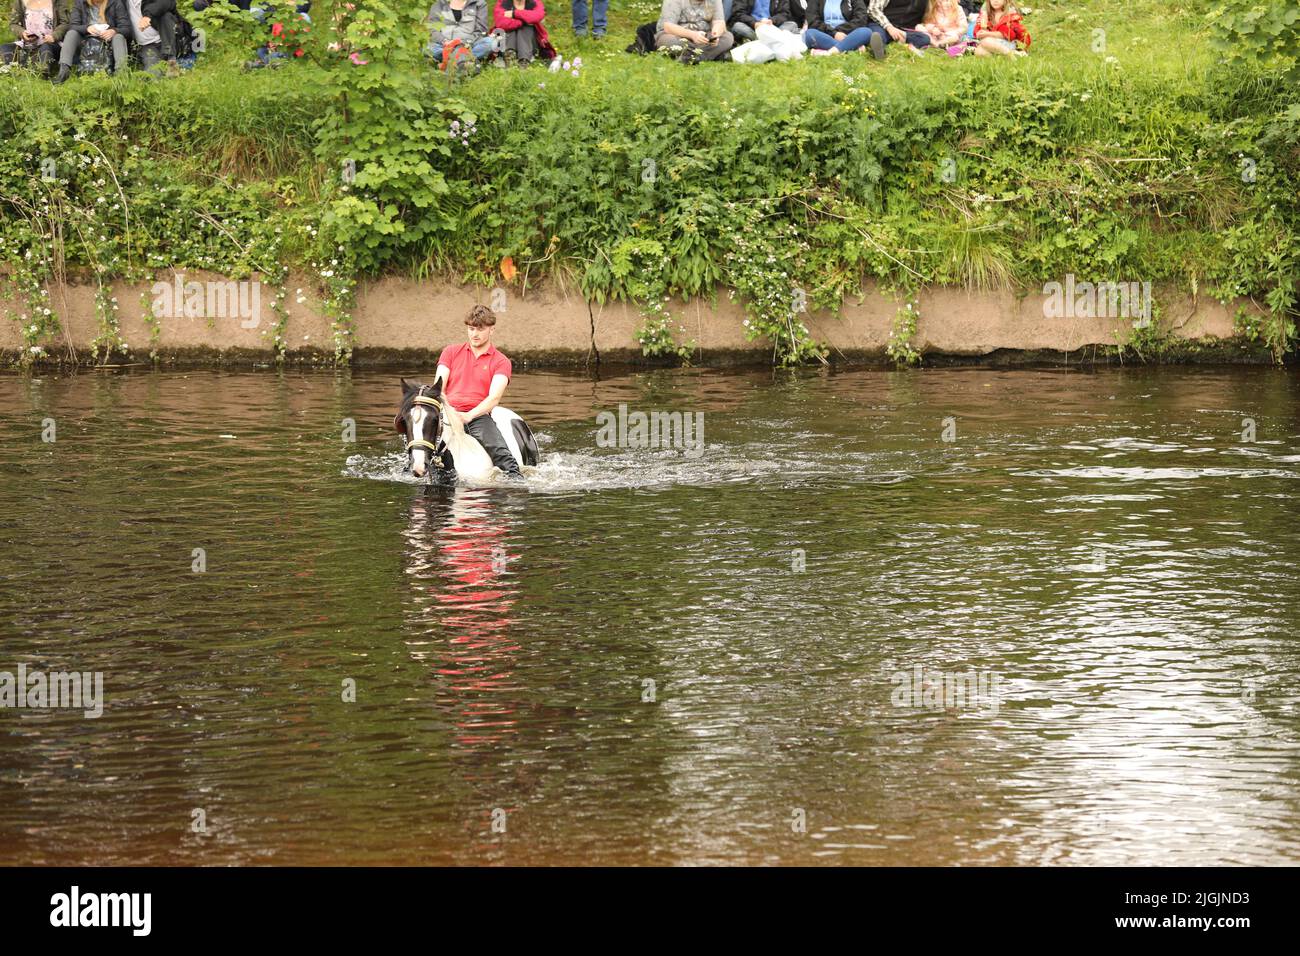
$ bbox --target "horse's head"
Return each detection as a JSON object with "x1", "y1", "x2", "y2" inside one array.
[{"x1": 395, "y1": 377, "x2": 445, "y2": 478}]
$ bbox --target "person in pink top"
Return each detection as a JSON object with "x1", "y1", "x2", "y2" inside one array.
[{"x1": 920, "y1": 0, "x2": 965, "y2": 47}]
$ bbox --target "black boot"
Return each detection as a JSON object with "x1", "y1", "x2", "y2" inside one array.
[{"x1": 53, "y1": 63, "x2": 71, "y2": 84}]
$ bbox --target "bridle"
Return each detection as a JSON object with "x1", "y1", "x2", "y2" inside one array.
[{"x1": 405, "y1": 388, "x2": 445, "y2": 471}]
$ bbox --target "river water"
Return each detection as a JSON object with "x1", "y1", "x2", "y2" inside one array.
[{"x1": 1, "y1": 364, "x2": 1298, "y2": 865}]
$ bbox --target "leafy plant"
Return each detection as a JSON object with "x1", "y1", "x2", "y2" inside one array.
[
  {"x1": 635, "y1": 315, "x2": 695, "y2": 365},
  {"x1": 1208, "y1": 1, "x2": 1300, "y2": 82}
]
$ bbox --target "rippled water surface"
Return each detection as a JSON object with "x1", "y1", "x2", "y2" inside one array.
[{"x1": 1, "y1": 365, "x2": 1298, "y2": 865}]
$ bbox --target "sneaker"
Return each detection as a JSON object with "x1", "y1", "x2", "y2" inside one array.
[
  {"x1": 592, "y1": 32, "x2": 605, "y2": 41},
  {"x1": 868, "y1": 31, "x2": 886, "y2": 59},
  {"x1": 809, "y1": 48, "x2": 836, "y2": 56}
]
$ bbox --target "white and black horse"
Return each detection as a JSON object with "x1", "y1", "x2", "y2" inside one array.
[{"x1": 394, "y1": 378, "x2": 539, "y2": 483}]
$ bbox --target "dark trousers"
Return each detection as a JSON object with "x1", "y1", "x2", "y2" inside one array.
[
  {"x1": 465, "y1": 415, "x2": 521, "y2": 475},
  {"x1": 0, "y1": 40, "x2": 58, "y2": 71},
  {"x1": 136, "y1": 11, "x2": 180, "y2": 66}
]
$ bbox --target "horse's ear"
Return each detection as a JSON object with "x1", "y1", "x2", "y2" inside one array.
[
  {"x1": 401, "y1": 377, "x2": 413, "y2": 394},
  {"x1": 431, "y1": 379, "x2": 443, "y2": 398}
]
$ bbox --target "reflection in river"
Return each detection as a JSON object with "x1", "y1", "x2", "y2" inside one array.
[
  {"x1": 0, "y1": 364, "x2": 1297, "y2": 864},
  {"x1": 403, "y1": 489, "x2": 522, "y2": 750}
]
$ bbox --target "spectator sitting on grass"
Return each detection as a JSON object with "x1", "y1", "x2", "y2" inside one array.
[
  {"x1": 54, "y1": 0, "x2": 130, "y2": 82},
  {"x1": 127, "y1": 0, "x2": 180, "y2": 74},
  {"x1": 2, "y1": 0, "x2": 72, "y2": 73},
  {"x1": 803, "y1": 0, "x2": 874, "y2": 55},
  {"x1": 864, "y1": 0, "x2": 933, "y2": 57},
  {"x1": 973, "y1": 0, "x2": 1027, "y2": 56},
  {"x1": 491, "y1": 0, "x2": 554, "y2": 65},
  {"x1": 427, "y1": 0, "x2": 493, "y2": 67},
  {"x1": 727, "y1": 0, "x2": 799, "y2": 44},
  {"x1": 919, "y1": 0, "x2": 964, "y2": 47},
  {"x1": 655, "y1": 0, "x2": 733, "y2": 62}
]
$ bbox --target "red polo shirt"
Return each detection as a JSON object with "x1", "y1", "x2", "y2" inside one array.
[{"x1": 437, "y1": 341, "x2": 512, "y2": 412}]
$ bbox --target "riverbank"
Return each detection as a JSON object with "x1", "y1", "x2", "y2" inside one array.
[
  {"x1": 0, "y1": 272, "x2": 1273, "y2": 367},
  {"x1": 1, "y1": 0, "x2": 1296, "y2": 368}
]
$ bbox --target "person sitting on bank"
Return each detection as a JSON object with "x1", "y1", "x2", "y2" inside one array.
[
  {"x1": 2, "y1": 0, "x2": 72, "y2": 73},
  {"x1": 655, "y1": 0, "x2": 733, "y2": 61},
  {"x1": 435, "y1": 305, "x2": 524, "y2": 480},
  {"x1": 919, "y1": 0, "x2": 964, "y2": 47},
  {"x1": 427, "y1": 0, "x2": 493, "y2": 67},
  {"x1": 126, "y1": 0, "x2": 180, "y2": 73},
  {"x1": 803, "y1": 0, "x2": 874, "y2": 55},
  {"x1": 54, "y1": 0, "x2": 130, "y2": 82},
  {"x1": 727, "y1": 0, "x2": 799, "y2": 43},
  {"x1": 864, "y1": 0, "x2": 933, "y2": 57},
  {"x1": 491, "y1": 0, "x2": 555, "y2": 65}
]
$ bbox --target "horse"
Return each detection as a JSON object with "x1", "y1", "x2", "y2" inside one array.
[{"x1": 394, "y1": 378, "x2": 540, "y2": 483}]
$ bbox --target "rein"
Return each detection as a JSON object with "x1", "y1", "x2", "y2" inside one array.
[{"x1": 405, "y1": 391, "x2": 445, "y2": 469}]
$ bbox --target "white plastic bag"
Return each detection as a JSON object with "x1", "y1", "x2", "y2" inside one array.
[
  {"x1": 755, "y1": 22, "x2": 806, "y2": 61},
  {"x1": 732, "y1": 41, "x2": 777, "y2": 63}
]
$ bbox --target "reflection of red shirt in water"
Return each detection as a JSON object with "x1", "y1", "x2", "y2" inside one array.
[
  {"x1": 434, "y1": 511, "x2": 519, "y2": 745},
  {"x1": 437, "y1": 342, "x2": 513, "y2": 413}
]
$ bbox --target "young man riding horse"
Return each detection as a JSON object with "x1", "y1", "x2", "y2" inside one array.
[{"x1": 434, "y1": 305, "x2": 524, "y2": 480}]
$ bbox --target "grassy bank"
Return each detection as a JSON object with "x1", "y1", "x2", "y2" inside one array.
[{"x1": 1, "y1": 0, "x2": 1297, "y2": 366}]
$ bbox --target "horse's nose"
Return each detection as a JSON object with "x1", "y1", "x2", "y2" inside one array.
[{"x1": 411, "y1": 463, "x2": 426, "y2": 478}]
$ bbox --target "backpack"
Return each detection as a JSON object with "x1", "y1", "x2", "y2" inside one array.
[
  {"x1": 439, "y1": 38, "x2": 478, "y2": 72},
  {"x1": 625, "y1": 22, "x2": 657, "y2": 54},
  {"x1": 78, "y1": 37, "x2": 112, "y2": 74},
  {"x1": 174, "y1": 17, "x2": 199, "y2": 64}
]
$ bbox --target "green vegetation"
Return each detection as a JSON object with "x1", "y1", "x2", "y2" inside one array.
[{"x1": 1, "y1": 0, "x2": 1297, "y2": 366}]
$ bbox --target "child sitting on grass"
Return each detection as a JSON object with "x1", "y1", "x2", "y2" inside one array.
[
  {"x1": 920, "y1": 0, "x2": 964, "y2": 48},
  {"x1": 973, "y1": 0, "x2": 1027, "y2": 56}
]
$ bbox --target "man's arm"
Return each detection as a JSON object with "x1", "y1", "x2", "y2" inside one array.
[
  {"x1": 866, "y1": 0, "x2": 892, "y2": 30},
  {"x1": 463, "y1": 373, "x2": 509, "y2": 421}
]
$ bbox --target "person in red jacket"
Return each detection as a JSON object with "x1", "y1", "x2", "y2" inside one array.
[
  {"x1": 973, "y1": 0, "x2": 1028, "y2": 56},
  {"x1": 491, "y1": 0, "x2": 556, "y2": 64}
]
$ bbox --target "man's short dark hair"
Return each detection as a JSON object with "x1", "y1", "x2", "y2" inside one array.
[{"x1": 465, "y1": 305, "x2": 496, "y2": 328}]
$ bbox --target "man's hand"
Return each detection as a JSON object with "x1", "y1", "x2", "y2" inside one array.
[
  {"x1": 833, "y1": 31, "x2": 846, "y2": 41},
  {"x1": 41, "y1": 32, "x2": 54, "y2": 43},
  {"x1": 139, "y1": 15, "x2": 151, "y2": 28},
  {"x1": 887, "y1": 25, "x2": 907, "y2": 43},
  {"x1": 102, "y1": 28, "x2": 117, "y2": 40},
  {"x1": 689, "y1": 29, "x2": 710, "y2": 44}
]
